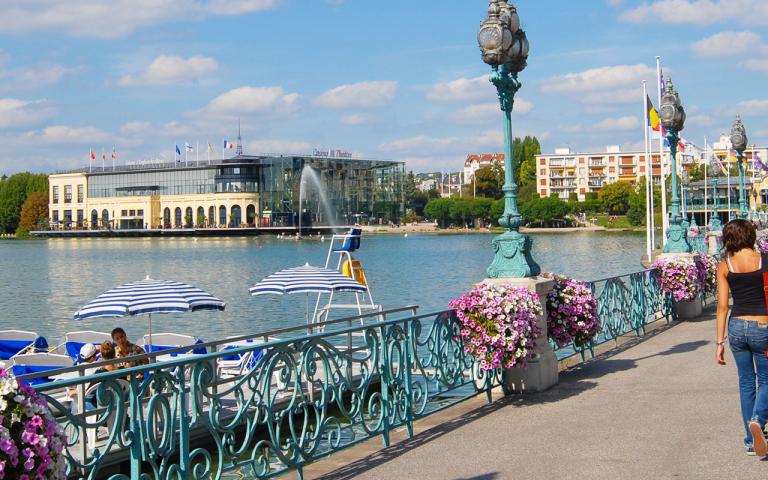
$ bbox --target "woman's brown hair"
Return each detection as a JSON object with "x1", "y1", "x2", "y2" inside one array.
[
  {"x1": 100, "y1": 341, "x2": 116, "y2": 360},
  {"x1": 722, "y1": 219, "x2": 757, "y2": 256}
]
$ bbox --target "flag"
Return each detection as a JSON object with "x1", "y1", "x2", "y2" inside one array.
[
  {"x1": 207, "y1": 143, "x2": 213, "y2": 152},
  {"x1": 101, "y1": 148, "x2": 106, "y2": 161},
  {"x1": 646, "y1": 95, "x2": 660, "y2": 131},
  {"x1": 224, "y1": 140, "x2": 233, "y2": 150},
  {"x1": 678, "y1": 138, "x2": 686, "y2": 152},
  {"x1": 90, "y1": 149, "x2": 95, "y2": 161},
  {"x1": 111, "y1": 147, "x2": 116, "y2": 160},
  {"x1": 755, "y1": 152, "x2": 768, "y2": 172},
  {"x1": 184, "y1": 142, "x2": 193, "y2": 152},
  {"x1": 175, "y1": 144, "x2": 181, "y2": 155}
]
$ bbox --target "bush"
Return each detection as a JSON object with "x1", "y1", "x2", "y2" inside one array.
[{"x1": 521, "y1": 196, "x2": 570, "y2": 223}]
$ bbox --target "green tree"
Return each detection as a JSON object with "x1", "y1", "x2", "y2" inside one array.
[
  {"x1": 599, "y1": 181, "x2": 634, "y2": 215},
  {"x1": 470, "y1": 198, "x2": 494, "y2": 226},
  {"x1": 520, "y1": 196, "x2": 570, "y2": 222},
  {"x1": 423, "y1": 198, "x2": 453, "y2": 228},
  {"x1": 449, "y1": 199, "x2": 473, "y2": 227},
  {"x1": 0, "y1": 172, "x2": 48, "y2": 233},
  {"x1": 474, "y1": 164, "x2": 504, "y2": 199},
  {"x1": 514, "y1": 136, "x2": 541, "y2": 190},
  {"x1": 686, "y1": 163, "x2": 705, "y2": 182}
]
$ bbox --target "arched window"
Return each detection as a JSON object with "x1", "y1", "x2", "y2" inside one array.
[
  {"x1": 246, "y1": 204, "x2": 256, "y2": 226},
  {"x1": 101, "y1": 209, "x2": 109, "y2": 228},
  {"x1": 175, "y1": 207, "x2": 182, "y2": 227},
  {"x1": 185, "y1": 207, "x2": 193, "y2": 227},
  {"x1": 231, "y1": 205, "x2": 241, "y2": 227},
  {"x1": 163, "y1": 208, "x2": 171, "y2": 228},
  {"x1": 91, "y1": 210, "x2": 98, "y2": 229},
  {"x1": 208, "y1": 206, "x2": 215, "y2": 227},
  {"x1": 197, "y1": 207, "x2": 205, "y2": 227},
  {"x1": 219, "y1": 205, "x2": 227, "y2": 227}
]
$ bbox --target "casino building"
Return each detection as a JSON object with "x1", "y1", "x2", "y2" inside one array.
[{"x1": 47, "y1": 153, "x2": 405, "y2": 231}]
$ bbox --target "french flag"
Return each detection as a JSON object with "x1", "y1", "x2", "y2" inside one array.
[{"x1": 223, "y1": 140, "x2": 234, "y2": 150}]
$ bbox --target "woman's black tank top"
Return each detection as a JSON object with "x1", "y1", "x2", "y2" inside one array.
[{"x1": 728, "y1": 253, "x2": 768, "y2": 317}]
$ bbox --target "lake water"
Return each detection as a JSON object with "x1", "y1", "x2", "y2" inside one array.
[{"x1": 0, "y1": 232, "x2": 645, "y2": 344}]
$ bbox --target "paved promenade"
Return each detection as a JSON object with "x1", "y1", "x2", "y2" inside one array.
[{"x1": 294, "y1": 310, "x2": 768, "y2": 479}]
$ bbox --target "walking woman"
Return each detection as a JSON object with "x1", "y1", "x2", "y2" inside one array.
[{"x1": 716, "y1": 219, "x2": 768, "y2": 456}]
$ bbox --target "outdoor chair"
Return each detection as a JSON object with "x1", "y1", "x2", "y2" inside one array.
[
  {"x1": 0, "y1": 330, "x2": 48, "y2": 360},
  {"x1": 141, "y1": 333, "x2": 207, "y2": 354},
  {"x1": 63, "y1": 330, "x2": 112, "y2": 363},
  {"x1": 71, "y1": 378, "x2": 131, "y2": 452},
  {"x1": 216, "y1": 337, "x2": 284, "y2": 387},
  {"x1": 10, "y1": 353, "x2": 74, "y2": 385}
]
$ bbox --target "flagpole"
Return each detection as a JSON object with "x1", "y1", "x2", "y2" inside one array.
[
  {"x1": 196, "y1": 140, "x2": 199, "y2": 163},
  {"x1": 704, "y1": 136, "x2": 708, "y2": 227},
  {"x1": 185, "y1": 144, "x2": 188, "y2": 166},
  {"x1": 643, "y1": 81, "x2": 652, "y2": 261},
  {"x1": 727, "y1": 149, "x2": 732, "y2": 222},
  {"x1": 656, "y1": 56, "x2": 668, "y2": 246},
  {"x1": 89, "y1": 149, "x2": 92, "y2": 173},
  {"x1": 207, "y1": 140, "x2": 210, "y2": 163}
]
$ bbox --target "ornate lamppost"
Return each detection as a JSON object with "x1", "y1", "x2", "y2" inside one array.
[
  {"x1": 730, "y1": 115, "x2": 749, "y2": 220},
  {"x1": 659, "y1": 77, "x2": 690, "y2": 253},
  {"x1": 709, "y1": 154, "x2": 722, "y2": 231},
  {"x1": 478, "y1": 0, "x2": 539, "y2": 278}
]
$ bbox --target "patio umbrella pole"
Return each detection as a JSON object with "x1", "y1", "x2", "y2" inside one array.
[{"x1": 148, "y1": 312, "x2": 153, "y2": 360}]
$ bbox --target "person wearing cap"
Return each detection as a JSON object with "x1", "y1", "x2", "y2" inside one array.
[{"x1": 79, "y1": 343, "x2": 99, "y2": 364}]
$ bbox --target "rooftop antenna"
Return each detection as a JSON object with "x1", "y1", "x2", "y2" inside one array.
[{"x1": 236, "y1": 117, "x2": 243, "y2": 155}]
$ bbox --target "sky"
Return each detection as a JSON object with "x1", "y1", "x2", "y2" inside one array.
[{"x1": 0, "y1": 0, "x2": 767, "y2": 175}]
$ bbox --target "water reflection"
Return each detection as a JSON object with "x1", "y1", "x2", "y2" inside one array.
[{"x1": 0, "y1": 232, "x2": 645, "y2": 344}]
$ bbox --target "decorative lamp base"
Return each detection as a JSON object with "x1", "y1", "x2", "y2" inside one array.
[
  {"x1": 710, "y1": 216, "x2": 723, "y2": 232},
  {"x1": 480, "y1": 276, "x2": 558, "y2": 394},
  {"x1": 486, "y1": 230, "x2": 541, "y2": 278},
  {"x1": 662, "y1": 221, "x2": 692, "y2": 254}
]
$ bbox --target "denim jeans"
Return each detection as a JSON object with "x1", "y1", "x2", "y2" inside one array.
[{"x1": 728, "y1": 317, "x2": 768, "y2": 446}]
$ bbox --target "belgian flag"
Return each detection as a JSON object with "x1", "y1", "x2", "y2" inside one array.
[{"x1": 646, "y1": 95, "x2": 661, "y2": 132}]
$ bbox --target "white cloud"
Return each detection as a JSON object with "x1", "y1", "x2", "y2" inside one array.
[
  {"x1": 449, "y1": 99, "x2": 533, "y2": 124},
  {"x1": 0, "y1": 64, "x2": 80, "y2": 90},
  {"x1": 686, "y1": 114, "x2": 715, "y2": 126},
  {"x1": 742, "y1": 58, "x2": 768, "y2": 71},
  {"x1": 619, "y1": 0, "x2": 768, "y2": 26},
  {"x1": 340, "y1": 114, "x2": 367, "y2": 125},
  {"x1": 594, "y1": 116, "x2": 641, "y2": 131},
  {"x1": 246, "y1": 139, "x2": 312, "y2": 154},
  {"x1": 380, "y1": 130, "x2": 505, "y2": 155},
  {"x1": 541, "y1": 64, "x2": 657, "y2": 94},
  {"x1": 118, "y1": 55, "x2": 218, "y2": 86},
  {"x1": 690, "y1": 31, "x2": 763, "y2": 57},
  {"x1": 30, "y1": 125, "x2": 114, "y2": 144},
  {"x1": 0, "y1": 98, "x2": 55, "y2": 129},
  {"x1": 0, "y1": 0, "x2": 279, "y2": 38},
  {"x1": 314, "y1": 81, "x2": 397, "y2": 109},
  {"x1": 425, "y1": 75, "x2": 494, "y2": 103},
  {"x1": 201, "y1": 86, "x2": 300, "y2": 115},
  {"x1": 734, "y1": 99, "x2": 768, "y2": 115}
]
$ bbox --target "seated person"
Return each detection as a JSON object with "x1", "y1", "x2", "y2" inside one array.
[
  {"x1": 111, "y1": 327, "x2": 148, "y2": 368},
  {"x1": 95, "y1": 341, "x2": 120, "y2": 373},
  {"x1": 79, "y1": 343, "x2": 99, "y2": 364}
]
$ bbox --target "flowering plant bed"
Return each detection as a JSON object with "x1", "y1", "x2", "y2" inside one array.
[
  {"x1": 449, "y1": 283, "x2": 542, "y2": 371},
  {"x1": 543, "y1": 274, "x2": 600, "y2": 348},
  {"x1": 758, "y1": 235, "x2": 768, "y2": 254},
  {"x1": 0, "y1": 368, "x2": 66, "y2": 479},
  {"x1": 651, "y1": 258, "x2": 702, "y2": 302},
  {"x1": 695, "y1": 254, "x2": 718, "y2": 296}
]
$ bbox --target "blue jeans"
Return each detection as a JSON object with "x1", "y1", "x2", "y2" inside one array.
[{"x1": 728, "y1": 317, "x2": 768, "y2": 446}]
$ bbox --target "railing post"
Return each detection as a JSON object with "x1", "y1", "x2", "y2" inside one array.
[
  {"x1": 76, "y1": 368, "x2": 87, "y2": 472},
  {"x1": 129, "y1": 376, "x2": 142, "y2": 479},
  {"x1": 177, "y1": 364, "x2": 191, "y2": 478},
  {"x1": 403, "y1": 318, "x2": 414, "y2": 438},
  {"x1": 379, "y1": 324, "x2": 391, "y2": 447}
]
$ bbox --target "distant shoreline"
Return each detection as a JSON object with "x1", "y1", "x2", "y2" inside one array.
[{"x1": 361, "y1": 224, "x2": 651, "y2": 235}]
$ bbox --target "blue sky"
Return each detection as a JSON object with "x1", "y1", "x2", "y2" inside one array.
[{"x1": 0, "y1": 0, "x2": 767, "y2": 174}]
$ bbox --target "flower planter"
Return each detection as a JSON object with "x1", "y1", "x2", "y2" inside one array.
[{"x1": 674, "y1": 297, "x2": 702, "y2": 319}]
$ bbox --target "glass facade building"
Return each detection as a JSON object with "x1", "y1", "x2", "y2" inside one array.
[{"x1": 51, "y1": 154, "x2": 405, "y2": 229}]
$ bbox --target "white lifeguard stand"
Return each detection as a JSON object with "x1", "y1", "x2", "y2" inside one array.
[{"x1": 313, "y1": 228, "x2": 380, "y2": 324}]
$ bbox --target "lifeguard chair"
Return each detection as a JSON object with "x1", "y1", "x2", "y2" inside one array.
[{"x1": 313, "y1": 228, "x2": 380, "y2": 323}]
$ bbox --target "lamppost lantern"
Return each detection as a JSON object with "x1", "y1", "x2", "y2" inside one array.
[
  {"x1": 477, "y1": 0, "x2": 539, "y2": 278},
  {"x1": 660, "y1": 77, "x2": 686, "y2": 132},
  {"x1": 478, "y1": 0, "x2": 528, "y2": 73},
  {"x1": 730, "y1": 115, "x2": 748, "y2": 153},
  {"x1": 731, "y1": 115, "x2": 749, "y2": 218}
]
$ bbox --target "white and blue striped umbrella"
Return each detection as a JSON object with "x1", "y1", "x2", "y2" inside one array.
[
  {"x1": 249, "y1": 263, "x2": 366, "y2": 296},
  {"x1": 74, "y1": 277, "x2": 226, "y2": 320}
]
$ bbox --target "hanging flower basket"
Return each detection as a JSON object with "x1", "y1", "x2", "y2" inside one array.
[
  {"x1": 449, "y1": 283, "x2": 542, "y2": 371},
  {"x1": 651, "y1": 259, "x2": 702, "y2": 302},
  {"x1": 543, "y1": 274, "x2": 600, "y2": 348},
  {"x1": 0, "y1": 368, "x2": 67, "y2": 479},
  {"x1": 695, "y1": 254, "x2": 717, "y2": 296}
]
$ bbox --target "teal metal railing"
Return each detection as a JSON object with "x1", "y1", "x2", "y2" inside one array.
[
  {"x1": 26, "y1": 270, "x2": 676, "y2": 479},
  {"x1": 551, "y1": 269, "x2": 673, "y2": 362}
]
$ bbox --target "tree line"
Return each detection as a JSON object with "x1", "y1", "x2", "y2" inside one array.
[{"x1": 0, "y1": 173, "x2": 49, "y2": 236}]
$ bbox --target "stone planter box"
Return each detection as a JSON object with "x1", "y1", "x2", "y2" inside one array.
[{"x1": 674, "y1": 297, "x2": 703, "y2": 319}]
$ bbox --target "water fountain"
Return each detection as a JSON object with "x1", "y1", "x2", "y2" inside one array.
[{"x1": 298, "y1": 166, "x2": 337, "y2": 237}]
